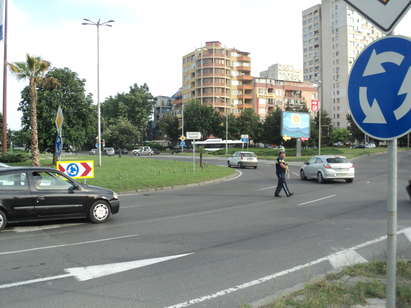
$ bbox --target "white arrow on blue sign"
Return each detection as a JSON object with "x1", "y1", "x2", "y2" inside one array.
[{"x1": 348, "y1": 35, "x2": 411, "y2": 140}]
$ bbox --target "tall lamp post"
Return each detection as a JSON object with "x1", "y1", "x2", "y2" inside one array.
[{"x1": 82, "y1": 18, "x2": 114, "y2": 167}]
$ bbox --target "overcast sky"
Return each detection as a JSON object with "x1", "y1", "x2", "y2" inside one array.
[{"x1": 1, "y1": 0, "x2": 410, "y2": 130}]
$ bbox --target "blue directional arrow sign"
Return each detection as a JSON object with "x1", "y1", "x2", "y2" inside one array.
[{"x1": 348, "y1": 36, "x2": 411, "y2": 140}]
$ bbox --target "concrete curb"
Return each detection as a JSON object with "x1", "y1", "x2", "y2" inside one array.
[{"x1": 119, "y1": 169, "x2": 242, "y2": 197}]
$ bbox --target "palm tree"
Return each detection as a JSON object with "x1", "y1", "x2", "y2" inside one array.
[{"x1": 9, "y1": 55, "x2": 53, "y2": 166}]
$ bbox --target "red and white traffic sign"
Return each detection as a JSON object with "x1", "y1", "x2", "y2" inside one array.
[
  {"x1": 311, "y1": 100, "x2": 320, "y2": 112},
  {"x1": 56, "y1": 160, "x2": 95, "y2": 179}
]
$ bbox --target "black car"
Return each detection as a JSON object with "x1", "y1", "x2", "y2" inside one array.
[{"x1": 0, "y1": 167, "x2": 119, "y2": 230}]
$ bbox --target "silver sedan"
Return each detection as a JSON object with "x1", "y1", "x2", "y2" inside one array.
[{"x1": 300, "y1": 155, "x2": 355, "y2": 183}]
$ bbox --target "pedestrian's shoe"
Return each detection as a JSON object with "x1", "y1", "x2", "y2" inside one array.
[
  {"x1": 274, "y1": 194, "x2": 282, "y2": 198},
  {"x1": 287, "y1": 193, "x2": 294, "y2": 198}
]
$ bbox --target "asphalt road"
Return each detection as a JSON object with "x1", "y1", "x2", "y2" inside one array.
[{"x1": 0, "y1": 151, "x2": 411, "y2": 308}]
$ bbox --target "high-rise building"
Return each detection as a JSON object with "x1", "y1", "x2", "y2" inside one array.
[
  {"x1": 152, "y1": 96, "x2": 172, "y2": 127},
  {"x1": 260, "y1": 64, "x2": 303, "y2": 82},
  {"x1": 253, "y1": 78, "x2": 318, "y2": 119},
  {"x1": 181, "y1": 41, "x2": 253, "y2": 115},
  {"x1": 303, "y1": 0, "x2": 383, "y2": 128}
]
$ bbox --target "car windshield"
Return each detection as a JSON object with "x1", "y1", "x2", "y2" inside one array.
[
  {"x1": 326, "y1": 157, "x2": 349, "y2": 164},
  {"x1": 241, "y1": 153, "x2": 256, "y2": 157}
]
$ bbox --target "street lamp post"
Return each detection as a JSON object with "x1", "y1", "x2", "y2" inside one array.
[{"x1": 82, "y1": 18, "x2": 114, "y2": 167}]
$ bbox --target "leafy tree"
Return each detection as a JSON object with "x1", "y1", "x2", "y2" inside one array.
[
  {"x1": 10, "y1": 130, "x2": 30, "y2": 149},
  {"x1": 331, "y1": 128, "x2": 350, "y2": 144},
  {"x1": 222, "y1": 114, "x2": 241, "y2": 140},
  {"x1": 236, "y1": 109, "x2": 262, "y2": 142},
  {"x1": 9, "y1": 55, "x2": 58, "y2": 166},
  {"x1": 184, "y1": 101, "x2": 222, "y2": 138},
  {"x1": 18, "y1": 67, "x2": 96, "y2": 153},
  {"x1": 311, "y1": 110, "x2": 333, "y2": 146},
  {"x1": 102, "y1": 84, "x2": 154, "y2": 140},
  {"x1": 347, "y1": 114, "x2": 365, "y2": 143},
  {"x1": 159, "y1": 113, "x2": 180, "y2": 145},
  {"x1": 261, "y1": 108, "x2": 283, "y2": 145},
  {"x1": 104, "y1": 119, "x2": 140, "y2": 149}
]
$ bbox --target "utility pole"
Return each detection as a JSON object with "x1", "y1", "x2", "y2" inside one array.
[
  {"x1": 2, "y1": 0, "x2": 8, "y2": 153},
  {"x1": 82, "y1": 18, "x2": 114, "y2": 167}
]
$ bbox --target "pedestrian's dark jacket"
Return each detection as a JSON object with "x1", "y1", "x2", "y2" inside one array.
[{"x1": 275, "y1": 157, "x2": 287, "y2": 175}]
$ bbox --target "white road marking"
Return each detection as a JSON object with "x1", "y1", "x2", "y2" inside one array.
[
  {"x1": 328, "y1": 250, "x2": 368, "y2": 269},
  {"x1": 5, "y1": 223, "x2": 84, "y2": 233},
  {"x1": 0, "y1": 274, "x2": 72, "y2": 290},
  {"x1": 298, "y1": 194, "x2": 337, "y2": 206},
  {"x1": 0, "y1": 253, "x2": 192, "y2": 290},
  {"x1": 0, "y1": 234, "x2": 140, "y2": 256},
  {"x1": 165, "y1": 228, "x2": 411, "y2": 308},
  {"x1": 256, "y1": 186, "x2": 275, "y2": 192}
]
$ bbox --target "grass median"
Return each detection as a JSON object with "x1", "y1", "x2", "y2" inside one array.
[
  {"x1": 176, "y1": 147, "x2": 409, "y2": 162},
  {"x1": 259, "y1": 260, "x2": 411, "y2": 308},
  {"x1": 11, "y1": 155, "x2": 236, "y2": 193}
]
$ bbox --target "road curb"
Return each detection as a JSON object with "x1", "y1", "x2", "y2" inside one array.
[{"x1": 119, "y1": 169, "x2": 242, "y2": 197}]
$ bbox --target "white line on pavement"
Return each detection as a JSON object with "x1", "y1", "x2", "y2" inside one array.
[
  {"x1": 298, "y1": 194, "x2": 337, "y2": 206},
  {"x1": 164, "y1": 227, "x2": 411, "y2": 308},
  {"x1": 0, "y1": 234, "x2": 140, "y2": 256},
  {"x1": 4, "y1": 223, "x2": 84, "y2": 233},
  {"x1": 256, "y1": 186, "x2": 275, "y2": 192},
  {"x1": 0, "y1": 274, "x2": 72, "y2": 290}
]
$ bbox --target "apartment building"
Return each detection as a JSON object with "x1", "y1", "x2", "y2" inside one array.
[
  {"x1": 260, "y1": 64, "x2": 303, "y2": 82},
  {"x1": 303, "y1": 0, "x2": 383, "y2": 128},
  {"x1": 302, "y1": 4, "x2": 322, "y2": 84},
  {"x1": 253, "y1": 78, "x2": 318, "y2": 119},
  {"x1": 152, "y1": 96, "x2": 172, "y2": 127},
  {"x1": 181, "y1": 41, "x2": 253, "y2": 115}
]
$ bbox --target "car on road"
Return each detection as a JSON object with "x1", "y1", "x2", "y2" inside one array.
[
  {"x1": 0, "y1": 167, "x2": 120, "y2": 231},
  {"x1": 132, "y1": 146, "x2": 154, "y2": 156},
  {"x1": 89, "y1": 148, "x2": 97, "y2": 155},
  {"x1": 0, "y1": 162, "x2": 10, "y2": 168},
  {"x1": 300, "y1": 155, "x2": 355, "y2": 183},
  {"x1": 227, "y1": 151, "x2": 258, "y2": 169},
  {"x1": 103, "y1": 147, "x2": 116, "y2": 156}
]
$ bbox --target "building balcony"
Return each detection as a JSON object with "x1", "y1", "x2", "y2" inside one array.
[
  {"x1": 199, "y1": 63, "x2": 227, "y2": 68},
  {"x1": 236, "y1": 84, "x2": 254, "y2": 90},
  {"x1": 237, "y1": 75, "x2": 253, "y2": 81},
  {"x1": 237, "y1": 104, "x2": 254, "y2": 109},
  {"x1": 197, "y1": 73, "x2": 230, "y2": 78},
  {"x1": 197, "y1": 83, "x2": 230, "y2": 88},
  {"x1": 235, "y1": 55, "x2": 251, "y2": 62},
  {"x1": 235, "y1": 66, "x2": 251, "y2": 72}
]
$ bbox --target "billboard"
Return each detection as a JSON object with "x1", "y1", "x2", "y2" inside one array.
[{"x1": 281, "y1": 112, "x2": 310, "y2": 139}]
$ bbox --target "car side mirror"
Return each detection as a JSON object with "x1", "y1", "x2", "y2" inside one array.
[
  {"x1": 305, "y1": 162, "x2": 310, "y2": 165},
  {"x1": 69, "y1": 184, "x2": 80, "y2": 192}
]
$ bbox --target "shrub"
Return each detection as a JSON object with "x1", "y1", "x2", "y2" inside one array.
[{"x1": 0, "y1": 152, "x2": 30, "y2": 163}]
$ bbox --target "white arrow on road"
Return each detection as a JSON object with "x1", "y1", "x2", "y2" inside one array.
[
  {"x1": 394, "y1": 67, "x2": 411, "y2": 120},
  {"x1": 363, "y1": 49, "x2": 404, "y2": 77},
  {"x1": 359, "y1": 87, "x2": 387, "y2": 124},
  {"x1": 0, "y1": 253, "x2": 192, "y2": 290}
]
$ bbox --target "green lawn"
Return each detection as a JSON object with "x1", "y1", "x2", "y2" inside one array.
[
  {"x1": 262, "y1": 260, "x2": 411, "y2": 308},
  {"x1": 10, "y1": 155, "x2": 235, "y2": 193},
  {"x1": 177, "y1": 147, "x2": 409, "y2": 162}
]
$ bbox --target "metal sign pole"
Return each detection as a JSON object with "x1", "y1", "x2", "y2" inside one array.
[
  {"x1": 193, "y1": 140, "x2": 196, "y2": 171},
  {"x1": 387, "y1": 138, "x2": 398, "y2": 308}
]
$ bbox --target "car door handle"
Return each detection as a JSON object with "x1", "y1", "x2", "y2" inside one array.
[{"x1": 37, "y1": 196, "x2": 46, "y2": 201}]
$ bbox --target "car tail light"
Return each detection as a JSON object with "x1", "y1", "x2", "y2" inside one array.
[{"x1": 324, "y1": 164, "x2": 332, "y2": 169}]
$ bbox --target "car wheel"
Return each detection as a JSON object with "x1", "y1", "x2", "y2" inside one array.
[
  {"x1": 345, "y1": 179, "x2": 354, "y2": 183},
  {"x1": 0, "y1": 210, "x2": 7, "y2": 231},
  {"x1": 300, "y1": 169, "x2": 307, "y2": 180},
  {"x1": 317, "y1": 172, "x2": 325, "y2": 184},
  {"x1": 239, "y1": 163, "x2": 245, "y2": 169},
  {"x1": 227, "y1": 161, "x2": 231, "y2": 168},
  {"x1": 89, "y1": 200, "x2": 111, "y2": 224},
  {"x1": 254, "y1": 166, "x2": 257, "y2": 169}
]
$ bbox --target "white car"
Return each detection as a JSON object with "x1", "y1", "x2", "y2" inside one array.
[
  {"x1": 132, "y1": 146, "x2": 154, "y2": 156},
  {"x1": 300, "y1": 155, "x2": 355, "y2": 183},
  {"x1": 227, "y1": 151, "x2": 258, "y2": 169}
]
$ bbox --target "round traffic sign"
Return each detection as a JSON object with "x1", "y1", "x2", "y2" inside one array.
[{"x1": 348, "y1": 35, "x2": 411, "y2": 140}]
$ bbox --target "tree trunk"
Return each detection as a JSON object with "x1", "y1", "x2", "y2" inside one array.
[{"x1": 30, "y1": 80, "x2": 40, "y2": 166}]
